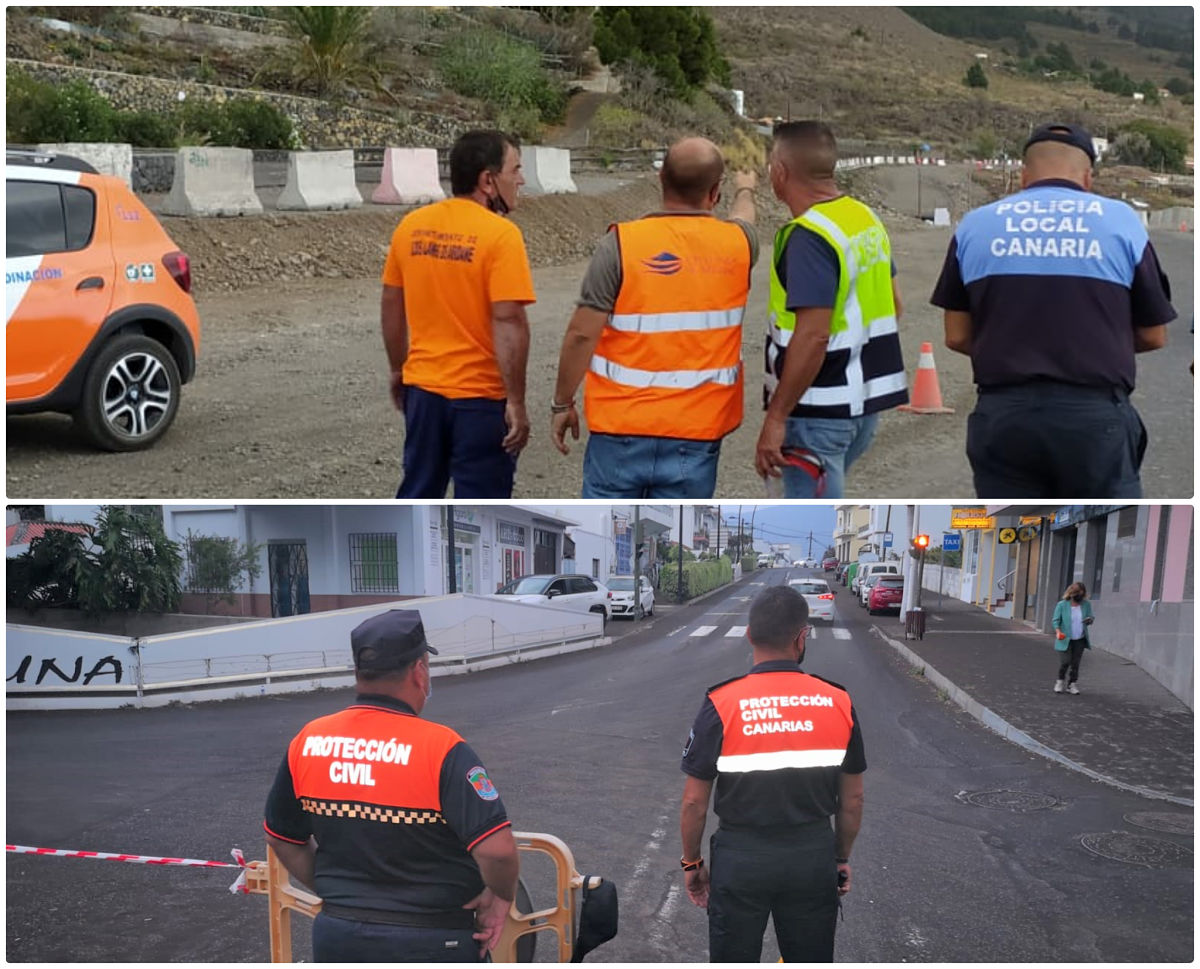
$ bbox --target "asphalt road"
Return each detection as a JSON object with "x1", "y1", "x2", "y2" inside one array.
[{"x1": 6, "y1": 569, "x2": 1193, "y2": 962}]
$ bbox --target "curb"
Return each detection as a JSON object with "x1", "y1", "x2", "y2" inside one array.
[{"x1": 872, "y1": 625, "x2": 1194, "y2": 808}]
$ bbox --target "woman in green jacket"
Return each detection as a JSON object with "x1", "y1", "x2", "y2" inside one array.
[{"x1": 1051, "y1": 582, "x2": 1094, "y2": 694}]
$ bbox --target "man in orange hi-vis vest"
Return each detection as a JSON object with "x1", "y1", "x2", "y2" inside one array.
[
  {"x1": 551, "y1": 137, "x2": 759, "y2": 498},
  {"x1": 679, "y1": 585, "x2": 866, "y2": 962},
  {"x1": 264, "y1": 610, "x2": 518, "y2": 962}
]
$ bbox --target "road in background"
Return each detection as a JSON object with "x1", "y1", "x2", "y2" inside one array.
[{"x1": 7, "y1": 568, "x2": 1191, "y2": 962}]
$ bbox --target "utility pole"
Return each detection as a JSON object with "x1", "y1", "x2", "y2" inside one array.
[
  {"x1": 677, "y1": 505, "x2": 685, "y2": 604},
  {"x1": 807, "y1": 530, "x2": 814, "y2": 560},
  {"x1": 715, "y1": 505, "x2": 721, "y2": 560},
  {"x1": 633, "y1": 505, "x2": 642, "y2": 618},
  {"x1": 445, "y1": 505, "x2": 457, "y2": 595},
  {"x1": 738, "y1": 505, "x2": 743, "y2": 564}
]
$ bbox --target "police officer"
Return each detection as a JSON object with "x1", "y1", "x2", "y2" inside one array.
[
  {"x1": 931, "y1": 122, "x2": 1176, "y2": 498},
  {"x1": 679, "y1": 585, "x2": 865, "y2": 962},
  {"x1": 263, "y1": 610, "x2": 519, "y2": 962}
]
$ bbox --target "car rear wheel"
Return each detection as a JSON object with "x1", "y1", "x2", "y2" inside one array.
[{"x1": 75, "y1": 334, "x2": 181, "y2": 451}]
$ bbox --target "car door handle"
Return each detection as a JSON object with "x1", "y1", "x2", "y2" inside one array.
[{"x1": 76, "y1": 277, "x2": 105, "y2": 291}]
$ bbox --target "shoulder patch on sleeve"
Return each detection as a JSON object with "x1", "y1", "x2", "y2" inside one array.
[{"x1": 467, "y1": 765, "x2": 499, "y2": 801}]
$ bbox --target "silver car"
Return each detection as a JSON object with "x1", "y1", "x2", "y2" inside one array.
[
  {"x1": 492, "y1": 574, "x2": 612, "y2": 622},
  {"x1": 788, "y1": 577, "x2": 836, "y2": 623},
  {"x1": 606, "y1": 575, "x2": 655, "y2": 620}
]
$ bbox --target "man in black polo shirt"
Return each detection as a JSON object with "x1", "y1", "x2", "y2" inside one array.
[
  {"x1": 679, "y1": 585, "x2": 866, "y2": 962},
  {"x1": 263, "y1": 610, "x2": 518, "y2": 962},
  {"x1": 931, "y1": 122, "x2": 1176, "y2": 498}
]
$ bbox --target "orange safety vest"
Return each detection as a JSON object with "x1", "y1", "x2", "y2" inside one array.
[
  {"x1": 584, "y1": 216, "x2": 750, "y2": 441},
  {"x1": 287, "y1": 704, "x2": 459, "y2": 817},
  {"x1": 709, "y1": 670, "x2": 854, "y2": 775}
]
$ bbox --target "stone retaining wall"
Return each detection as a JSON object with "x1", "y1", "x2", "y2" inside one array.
[
  {"x1": 135, "y1": 5, "x2": 289, "y2": 36},
  {"x1": 8, "y1": 58, "x2": 469, "y2": 150}
]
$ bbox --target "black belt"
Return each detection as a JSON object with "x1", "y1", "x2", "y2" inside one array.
[
  {"x1": 321, "y1": 902, "x2": 476, "y2": 930},
  {"x1": 978, "y1": 380, "x2": 1129, "y2": 401}
]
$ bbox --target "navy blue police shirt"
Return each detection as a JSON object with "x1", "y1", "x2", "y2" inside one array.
[{"x1": 930, "y1": 179, "x2": 1176, "y2": 392}]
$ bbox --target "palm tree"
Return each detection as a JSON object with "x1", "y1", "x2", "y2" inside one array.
[{"x1": 279, "y1": 6, "x2": 373, "y2": 97}]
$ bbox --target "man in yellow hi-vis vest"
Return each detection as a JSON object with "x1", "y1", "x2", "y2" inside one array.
[
  {"x1": 550, "y1": 137, "x2": 759, "y2": 498},
  {"x1": 755, "y1": 122, "x2": 908, "y2": 498}
]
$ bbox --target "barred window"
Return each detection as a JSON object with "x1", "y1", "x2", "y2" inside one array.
[
  {"x1": 349, "y1": 533, "x2": 399, "y2": 594},
  {"x1": 1117, "y1": 506, "x2": 1138, "y2": 538}
]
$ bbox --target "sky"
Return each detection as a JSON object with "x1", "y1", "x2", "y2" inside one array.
[{"x1": 716, "y1": 504, "x2": 958, "y2": 557}]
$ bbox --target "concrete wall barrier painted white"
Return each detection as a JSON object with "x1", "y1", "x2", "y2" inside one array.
[
  {"x1": 161, "y1": 147, "x2": 263, "y2": 217},
  {"x1": 277, "y1": 150, "x2": 362, "y2": 211},
  {"x1": 521, "y1": 147, "x2": 577, "y2": 195},
  {"x1": 1147, "y1": 207, "x2": 1193, "y2": 231},
  {"x1": 371, "y1": 147, "x2": 445, "y2": 205},
  {"x1": 37, "y1": 142, "x2": 133, "y2": 187},
  {"x1": 7, "y1": 594, "x2": 604, "y2": 711},
  {"x1": 933, "y1": 207, "x2": 951, "y2": 227}
]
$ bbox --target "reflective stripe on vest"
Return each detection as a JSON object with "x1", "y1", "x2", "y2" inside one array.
[
  {"x1": 584, "y1": 216, "x2": 750, "y2": 440},
  {"x1": 708, "y1": 670, "x2": 853, "y2": 775},
  {"x1": 765, "y1": 197, "x2": 903, "y2": 418}
]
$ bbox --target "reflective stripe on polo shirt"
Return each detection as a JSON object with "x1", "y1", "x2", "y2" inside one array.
[{"x1": 716, "y1": 748, "x2": 850, "y2": 773}]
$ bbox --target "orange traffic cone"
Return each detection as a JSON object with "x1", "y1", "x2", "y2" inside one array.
[{"x1": 899, "y1": 341, "x2": 954, "y2": 414}]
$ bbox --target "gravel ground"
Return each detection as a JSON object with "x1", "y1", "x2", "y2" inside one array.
[{"x1": 6, "y1": 171, "x2": 1193, "y2": 500}]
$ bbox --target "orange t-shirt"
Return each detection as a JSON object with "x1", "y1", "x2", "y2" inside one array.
[{"x1": 381, "y1": 197, "x2": 536, "y2": 400}]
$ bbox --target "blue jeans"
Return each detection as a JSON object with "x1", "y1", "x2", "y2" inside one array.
[
  {"x1": 582, "y1": 433, "x2": 721, "y2": 498},
  {"x1": 397, "y1": 386, "x2": 516, "y2": 499},
  {"x1": 781, "y1": 414, "x2": 879, "y2": 499}
]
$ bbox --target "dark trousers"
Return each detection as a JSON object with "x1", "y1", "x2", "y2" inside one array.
[
  {"x1": 708, "y1": 823, "x2": 839, "y2": 963},
  {"x1": 966, "y1": 382, "x2": 1146, "y2": 498},
  {"x1": 312, "y1": 912, "x2": 480, "y2": 963},
  {"x1": 397, "y1": 386, "x2": 516, "y2": 499},
  {"x1": 1058, "y1": 639, "x2": 1088, "y2": 684}
]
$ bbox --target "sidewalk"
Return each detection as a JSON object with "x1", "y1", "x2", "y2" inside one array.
[{"x1": 874, "y1": 597, "x2": 1193, "y2": 804}]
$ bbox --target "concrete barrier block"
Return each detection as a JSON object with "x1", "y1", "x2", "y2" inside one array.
[
  {"x1": 38, "y1": 142, "x2": 133, "y2": 187},
  {"x1": 277, "y1": 150, "x2": 362, "y2": 211},
  {"x1": 372, "y1": 148, "x2": 444, "y2": 205},
  {"x1": 886, "y1": 156, "x2": 895, "y2": 165},
  {"x1": 161, "y1": 147, "x2": 263, "y2": 217},
  {"x1": 1147, "y1": 207, "x2": 1193, "y2": 232},
  {"x1": 933, "y1": 207, "x2": 951, "y2": 227},
  {"x1": 521, "y1": 146, "x2": 577, "y2": 195}
]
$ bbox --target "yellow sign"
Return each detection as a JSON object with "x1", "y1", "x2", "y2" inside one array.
[
  {"x1": 1018, "y1": 515, "x2": 1043, "y2": 526},
  {"x1": 999, "y1": 527, "x2": 1018, "y2": 544},
  {"x1": 1018, "y1": 525, "x2": 1038, "y2": 542},
  {"x1": 951, "y1": 508, "x2": 996, "y2": 529}
]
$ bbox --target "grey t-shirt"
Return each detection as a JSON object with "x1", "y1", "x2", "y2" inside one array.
[{"x1": 577, "y1": 212, "x2": 760, "y2": 312}]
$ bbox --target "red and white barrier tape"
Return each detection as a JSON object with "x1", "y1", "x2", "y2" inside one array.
[{"x1": 6, "y1": 844, "x2": 251, "y2": 893}]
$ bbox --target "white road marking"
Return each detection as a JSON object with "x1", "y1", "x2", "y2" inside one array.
[
  {"x1": 668, "y1": 626, "x2": 687, "y2": 637},
  {"x1": 725, "y1": 625, "x2": 747, "y2": 638},
  {"x1": 832, "y1": 627, "x2": 852, "y2": 640},
  {"x1": 931, "y1": 614, "x2": 945, "y2": 622},
  {"x1": 691, "y1": 625, "x2": 717, "y2": 637},
  {"x1": 808, "y1": 627, "x2": 818, "y2": 639}
]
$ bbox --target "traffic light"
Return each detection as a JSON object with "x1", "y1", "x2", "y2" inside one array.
[{"x1": 909, "y1": 534, "x2": 929, "y2": 558}]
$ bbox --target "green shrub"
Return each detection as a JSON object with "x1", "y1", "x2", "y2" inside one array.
[
  {"x1": 659, "y1": 558, "x2": 733, "y2": 601},
  {"x1": 740, "y1": 555, "x2": 757, "y2": 574},
  {"x1": 216, "y1": 98, "x2": 295, "y2": 149},
  {"x1": 6, "y1": 71, "x2": 119, "y2": 143},
  {"x1": 437, "y1": 27, "x2": 566, "y2": 127},
  {"x1": 964, "y1": 62, "x2": 988, "y2": 88},
  {"x1": 117, "y1": 110, "x2": 178, "y2": 148}
]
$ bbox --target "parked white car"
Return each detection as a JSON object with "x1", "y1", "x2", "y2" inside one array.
[
  {"x1": 492, "y1": 574, "x2": 612, "y2": 622},
  {"x1": 788, "y1": 577, "x2": 836, "y2": 623},
  {"x1": 606, "y1": 575, "x2": 655, "y2": 620},
  {"x1": 851, "y1": 561, "x2": 897, "y2": 596}
]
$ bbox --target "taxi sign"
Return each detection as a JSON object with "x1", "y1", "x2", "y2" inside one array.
[{"x1": 951, "y1": 507, "x2": 996, "y2": 529}]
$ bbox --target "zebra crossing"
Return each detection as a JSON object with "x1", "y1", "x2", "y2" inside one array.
[{"x1": 681, "y1": 622, "x2": 852, "y2": 641}]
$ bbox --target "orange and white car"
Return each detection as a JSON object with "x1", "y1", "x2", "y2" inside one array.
[{"x1": 6, "y1": 150, "x2": 200, "y2": 450}]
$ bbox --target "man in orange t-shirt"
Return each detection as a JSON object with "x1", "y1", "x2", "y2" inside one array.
[{"x1": 381, "y1": 130, "x2": 536, "y2": 498}]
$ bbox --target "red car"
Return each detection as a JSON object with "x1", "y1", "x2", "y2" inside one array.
[
  {"x1": 822, "y1": 557, "x2": 839, "y2": 572},
  {"x1": 867, "y1": 575, "x2": 904, "y2": 614}
]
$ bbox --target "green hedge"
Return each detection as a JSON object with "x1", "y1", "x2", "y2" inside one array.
[
  {"x1": 6, "y1": 69, "x2": 295, "y2": 149},
  {"x1": 659, "y1": 558, "x2": 733, "y2": 601},
  {"x1": 740, "y1": 555, "x2": 757, "y2": 574}
]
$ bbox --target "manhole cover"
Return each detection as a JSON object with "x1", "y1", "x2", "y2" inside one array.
[
  {"x1": 1080, "y1": 832, "x2": 1193, "y2": 868},
  {"x1": 1123, "y1": 812, "x2": 1193, "y2": 836},
  {"x1": 963, "y1": 790, "x2": 1061, "y2": 812}
]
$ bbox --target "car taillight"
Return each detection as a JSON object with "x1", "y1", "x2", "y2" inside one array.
[
  {"x1": 818, "y1": 593, "x2": 834, "y2": 599},
  {"x1": 606, "y1": 591, "x2": 612, "y2": 598},
  {"x1": 162, "y1": 251, "x2": 192, "y2": 293}
]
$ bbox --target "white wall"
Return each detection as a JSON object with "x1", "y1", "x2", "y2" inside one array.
[{"x1": 7, "y1": 594, "x2": 605, "y2": 711}]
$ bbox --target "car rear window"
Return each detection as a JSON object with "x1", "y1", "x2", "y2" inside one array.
[
  {"x1": 790, "y1": 581, "x2": 829, "y2": 594},
  {"x1": 63, "y1": 185, "x2": 96, "y2": 250},
  {"x1": 878, "y1": 577, "x2": 904, "y2": 587}
]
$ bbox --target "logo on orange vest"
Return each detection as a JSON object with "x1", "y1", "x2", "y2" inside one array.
[
  {"x1": 467, "y1": 766, "x2": 498, "y2": 801},
  {"x1": 641, "y1": 251, "x2": 682, "y2": 276}
]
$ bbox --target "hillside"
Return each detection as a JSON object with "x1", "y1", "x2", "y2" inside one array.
[{"x1": 711, "y1": 6, "x2": 1192, "y2": 155}]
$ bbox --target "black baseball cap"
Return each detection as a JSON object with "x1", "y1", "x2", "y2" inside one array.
[
  {"x1": 1024, "y1": 123, "x2": 1096, "y2": 164},
  {"x1": 351, "y1": 609, "x2": 438, "y2": 672}
]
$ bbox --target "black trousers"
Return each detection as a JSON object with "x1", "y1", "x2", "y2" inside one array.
[
  {"x1": 1058, "y1": 639, "x2": 1088, "y2": 684},
  {"x1": 312, "y1": 912, "x2": 480, "y2": 963},
  {"x1": 966, "y1": 382, "x2": 1146, "y2": 499},
  {"x1": 708, "y1": 822, "x2": 838, "y2": 963}
]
